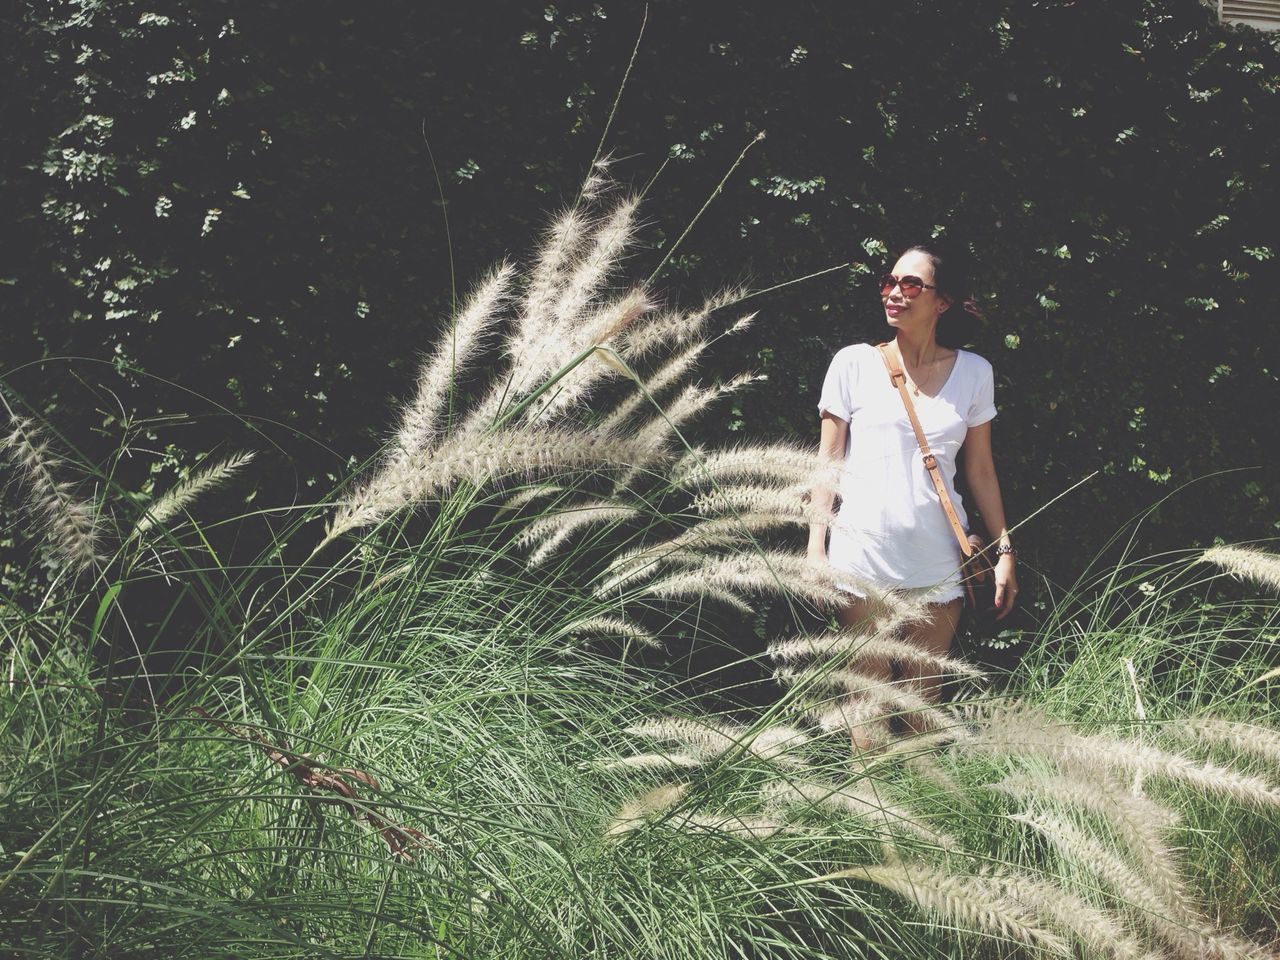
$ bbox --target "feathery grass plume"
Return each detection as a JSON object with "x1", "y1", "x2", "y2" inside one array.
[
  {"x1": 460, "y1": 197, "x2": 641, "y2": 435},
  {"x1": 768, "y1": 630, "x2": 987, "y2": 681},
  {"x1": 391, "y1": 262, "x2": 515, "y2": 461},
  {"x1": 594, "y1": 513, "x2": 795, "y2": 595},
  {"x1": 778, "y1": 668, "x2": 954, "y2": 735},
  {"x1": 326, "y1": 429, "x2": 656, "y2": 543},
  {"x1": 580, "y1": 157, "x2": 612, "y2": 200},
  {"x1": 1200, "y1": 544, "x2": 1280, "y2": 593},
  {"x1": 605, "y1": 782, "x2": 688, "y2": 838},
  {"x1": 762, "y1": 780, "x2": 956, "y2": 850},
  {"x1": 546, "y1": 196, "x2": 638, "y2": 342},
  {"x1": 993, "y1": 770, "x2": 1188, "y2": 914},
  {"x1": 884, "y1": 725, "x2": 975, "y2": 759},
  {"x1": 554, "y1": 614, "x2": 659, "y2": 649},
  {"x1": 3, "y1": 414, "x2": 103, "y2": 573},
  {"x1": 131, "y1": 450, "x2": 256, "y2": 538},
  {"x1": 494, "y1": 483, "x2": 563, "y2": 516},
  {"x1": 617, "y1": 286, "x2": 747, "y2": 360},
  {"x1": 672, "y1": 443, "x2": 838, "y2": 490},
  {"x1": 509, "y1": 207, "x2": 589, "y2": 363},
  {"x1": 597, "y1": 339, "x2": 708, "y2": 436},
  {"x1": 635, "y1": 551, "x2": 850, "y2": 609},
  {"x1": 516, "y1": 500, "x2": 641, "y2": 567},
  {"x1": 970, "y1": 703, "x2": 1280, "y2": 810},
  {"x1": 612, "y1": 381, "x2": 735, "y2": 490},
  {"x1": 976, "y1": 866, "x2": 1161, "y2": 960},
  {"x1": 902, "y1": 752, "x2": 973, "y2": 805},
  {"x1": 665, "y1": 810, "x2": 791, "y2": 838},
  {"x1": 625, "y1": 717, "x2": 812, "y2": 769},
  {"x1": 1169, "y1": 717, "x2": 1280, "y2": 767},
  {"x1": 724, "y1": 311, "x2": 757, "y2": 336},
  {"x1": 525, "y1": 287, "x2": 654, "y2": 421},
  {"x1": 488, "y1": 202, "x2": 640, "y2": 408},
  {"x1": 591, "y1": 752, "x2": 705, "y2": 773},
  {"x1": 1011, "y1": 809, "x2": 1271, "y2": 960},
  {"x1": 803, "y1": 696, "x2": 891, "y2": 745},
  {"x1": 831, "y1": 860, "x2": 1070, "y2": 956},
  {"x1": 691, "y1": 482, "x2": 832, "y2": 524}
]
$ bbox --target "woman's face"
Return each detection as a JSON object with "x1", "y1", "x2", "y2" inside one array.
[{"x1": 882, "y1": 250, "x2": 950, "y2": 328}]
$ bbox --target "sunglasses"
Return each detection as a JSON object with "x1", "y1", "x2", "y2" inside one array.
[{"x1": 878, "y1": 273, "x2": 938, "y2": 298}]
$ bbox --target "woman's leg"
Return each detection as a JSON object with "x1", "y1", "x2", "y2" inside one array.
[
  {"x1": 896, "y1": 597, "x2": 963, "y2": 735},
  {"x1": 835, "y1": 595, "x2": 892, "y2": 752}
]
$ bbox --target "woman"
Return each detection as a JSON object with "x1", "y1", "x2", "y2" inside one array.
[{"x1": 808, "y1": 243, "x2": 1017, "y2": 749}]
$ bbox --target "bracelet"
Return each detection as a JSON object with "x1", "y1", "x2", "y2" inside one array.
[{"x1": 994, "y1": 543, "x2": 1017, "y2": 558}]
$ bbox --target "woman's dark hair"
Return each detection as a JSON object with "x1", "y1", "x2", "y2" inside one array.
[{"x1": 899, "y1": 242, "x2": 984, "y2": 349}]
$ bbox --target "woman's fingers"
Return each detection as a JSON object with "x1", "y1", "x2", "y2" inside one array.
[{"x1": 994, "y1": 573, "x2": 1018, "y2": 620}]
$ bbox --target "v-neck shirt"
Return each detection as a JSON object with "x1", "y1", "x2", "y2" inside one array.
[{"x1": 817, "y1": 343, "x2": 997, "y2": 593}]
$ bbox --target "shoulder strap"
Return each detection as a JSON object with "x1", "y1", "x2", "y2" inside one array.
[{"x1": 876, "y1": 343, "x2": 973, "y2": 559}]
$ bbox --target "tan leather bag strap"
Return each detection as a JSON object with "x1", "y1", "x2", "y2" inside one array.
[{"x1": 876, "y1": 343, "x2": 973, "y2": 560}]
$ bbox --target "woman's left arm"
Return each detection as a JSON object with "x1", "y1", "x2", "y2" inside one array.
[{"x1": 961, "y1": 420, "x2": 1018, "y2": 619}]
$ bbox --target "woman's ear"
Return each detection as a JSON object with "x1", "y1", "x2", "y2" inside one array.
[{"x1": 938, "y1": 295, "x2": 954, "y2": 315}]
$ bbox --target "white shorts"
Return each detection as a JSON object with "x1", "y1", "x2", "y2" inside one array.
[{"x1": 835, "y1": 578, "x2": 965, "y2": 606}]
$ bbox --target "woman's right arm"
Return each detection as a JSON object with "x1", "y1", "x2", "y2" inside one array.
[{"x1": 807, "y1": 412, "x2": 848, "y2": 561}]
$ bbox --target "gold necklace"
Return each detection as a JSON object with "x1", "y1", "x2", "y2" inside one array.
[{"x1": 904, "y1": 352, "x2": 944, "y2": 396}]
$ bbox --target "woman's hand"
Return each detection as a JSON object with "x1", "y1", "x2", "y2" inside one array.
[{"x1": 993, "y1": 554, "x2": 1018, "y2": 620}]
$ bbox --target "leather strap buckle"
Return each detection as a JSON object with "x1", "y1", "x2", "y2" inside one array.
[
  {"x1": 890, "y1": 371, "x2": 907, "y2": 386},
  {"x1": 921, "y1": 453, "x2": 938, "y2": 470}
]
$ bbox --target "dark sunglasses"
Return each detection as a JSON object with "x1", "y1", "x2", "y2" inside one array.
[{"x1": 878, "y1": 273, "x2": 937, "y2": 298}]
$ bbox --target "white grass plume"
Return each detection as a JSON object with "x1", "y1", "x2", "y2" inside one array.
[
  {"x1": 666, "y1": 810, "x2": 791, "y2": 838},
  {"x1": 131, "y1": 450, "x2": 256, "y2": 538},
  {"x1": 969, "y1": 703, "x2": 1280, "y2": 810},
  {"x1": 3, "y1": 415, "x2": 103, "y2": 573},
  {"x1": 763, "y1": 780, "x2": 956, "y2": 850},
  {"x1": 392, "y1": 262, "x2": 515, "y2": 460},
  {"x1": 634, "y1": 551, "x2": 849, "y2": 609},
  {"x1": 546, "y1": 196, "x2": 637, "y2": 345},
  {"x1": 605, "y1": 782, "x2": 688, "y2": 838},
  {"x1": 494, "y1": 483, "x2": 563, "y2": 516},
  {"x1": 1169, "y1": 717, "x2": 1280, "y2": 768},
  {"x1": 625, "y1": 717, "x2": 811, "y2": 769},
  {"x1": 831, "y1": 860, "x2": 1069, "y2": 956},
  {"x1": 516, "y1": 500, "x2": 640, "y2": 567},
  {"x1": 594, "y1": 513, "x2": 791, "y2": 595},
  {"x1": 672, "y1": 443, "x2": 837, "y2": 490},
  {"x1": 555, "y1": 615, "x2": 658, "y2": 649},
  {"x1": 803, "y1": 696, "x2": 890, "y2": 742},
  {"x1": 516, "y1": 207, "x2": 588, "y2": 351},
  {"x1": 768, "y1": 630, "x2": 987, "y2": 680},
  {"x1": 1200, "y1": 544, "x2": 1280, "y2": 593},
  {"x1": 778, "y1": 668, "x2": 953, "y2": 735},
  {"x1": 597, "y1": 339, "x2": 707, "y2": 436},
  {"x1": 993, "y1": 770, "x2": 1188, "y2": 915},
  {"x1": 612, "y1": 382, "x2": 733, "y2": 490},
  {"x1": 525, "y1": 288, "x2": 653, "y2": 421},
  {"x1": 1011, "y1": 809, "x2": 1271, "y2": 960},
  {"x1": 977, "y1": 866, "x2": 1161, "y2": 960},
  {"x1": 327, "y1": 430, "x2": 656, "y2": 542},
  {"x1": 691, "y1": 482, "x2": 832, "y2": 524},
  {"x1": 592, "y1": 752, "x2": 705, "y2": 774},
  {"x1": 617, "y1": 286, "x2": 747, "y2": 360}
]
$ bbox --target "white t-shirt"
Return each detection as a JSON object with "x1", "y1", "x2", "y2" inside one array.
[{"x1": 817, "y1": 343, "x2": 997, "y2": 595}]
